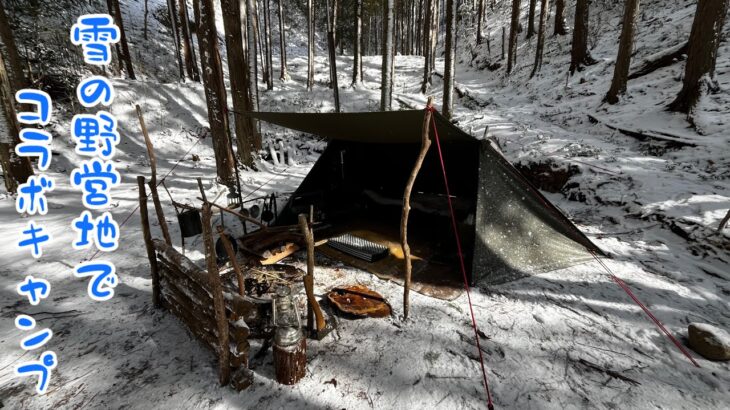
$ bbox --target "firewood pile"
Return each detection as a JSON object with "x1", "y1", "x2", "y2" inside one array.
[{"x1": 152, "y1": 239, "x2": 274, "y2": 390}]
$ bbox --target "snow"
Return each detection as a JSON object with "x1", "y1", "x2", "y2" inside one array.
[{"x1": 1, "y1": 0, "x2": 730, "y2": 409}]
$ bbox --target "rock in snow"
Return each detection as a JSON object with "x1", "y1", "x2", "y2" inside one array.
[{"x1": 688, "y1": 323, "x2": 730, "y2": 361}]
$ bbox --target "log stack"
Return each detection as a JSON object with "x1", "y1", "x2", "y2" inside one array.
[{"x1": 152, "y1": 239, "x2": 272, "y2": 390}]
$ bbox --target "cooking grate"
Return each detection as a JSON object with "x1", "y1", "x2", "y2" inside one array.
[{"x1": 327, "y1": 233, "x2": 389, "y2": 262}]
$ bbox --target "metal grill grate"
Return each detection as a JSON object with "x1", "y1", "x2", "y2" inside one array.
[{"x1": 327, "y1": 233, "x2": 389, "y2": 262}]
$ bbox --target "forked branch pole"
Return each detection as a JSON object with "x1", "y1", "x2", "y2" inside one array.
[
  {"x1": 136, "y1": 104, "x2": 172, "y2": 246},
  {"x1": 202, "y1": 204, "x2": 231, "y2": 385},
  {"x1": 401, "y1": 97, "x2": 434, "y2": 320},
  {"x1": 138, "y1": 176, "x2": 161, "y2": 308}
]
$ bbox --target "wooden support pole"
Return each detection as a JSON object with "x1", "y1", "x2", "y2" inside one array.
[
  {"x1": 718, "y1": 208, "x2": 730, "y2": 232},
  {"x1": 202, "y1": 203, "x2": 231, "y2": 385},
  {"x1": 216, "y1": 225, "x2": 246, "y2": 296},
  {"x1": 298, "y1": 214, "x2": 325, "y2": 334},
  {"x1": 197, "y1": 197, "x2": 267, "y2": 228},
  {"x1": 401, "y1": 96, "x2": 433, "y2": 320},
  {"x1": 138, "y1": 176, "x2": 161, "y2": 308},
  {"x1": 137, "y1": 104, "x2": 172, "y2": 246}
]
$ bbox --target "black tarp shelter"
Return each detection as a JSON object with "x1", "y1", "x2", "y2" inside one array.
[{"x1": 246, "y1": 110, "x2": 604, "y2": 287}]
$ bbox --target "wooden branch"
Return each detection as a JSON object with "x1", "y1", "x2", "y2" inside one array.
[
  {"x1": 587, "y1": 113, "x2": 696, "y2": 147},
  {"x1": 138, "y1": 176, "x2": 161, "y2": 308},
  {"x1": 217, "y1": 225, "x2": 246, "y2": 296},
  {"x1": 298, "y1": 214, "x2": 326, "y2": 333},
  {"x1": 718, "y1": 208, "x2": 730, "y2": 232},
  {"x1": 150, "y1": 180, "x2": 173, "y2": 246},
  {"x1": 202, "y1": 203, "x2": 231, "y2": 385},
  {"x1": 577, "y1": 358, "x2": 641, "y2": 385},
  {"x1": 628, "y1": 42, "x2": 687, "y2": 80},
  {"x1": 401, "y1": 97, "x2": 434, "y2": 320},
  {"x1": 137, "y1": 104, "x2": 173, "y2": 245},
  {"x1": 196, "y1": 177, "x2": 208, "y2": 202},
  {"x1": 197, "y1": 197, "x2": 266, "y2": 228}
]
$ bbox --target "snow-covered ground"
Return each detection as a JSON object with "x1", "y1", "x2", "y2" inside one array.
[{"x1": 1, "y1": 0, "x2": 729, "y2": 408}]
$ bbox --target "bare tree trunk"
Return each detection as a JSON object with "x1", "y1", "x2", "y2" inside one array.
[
  {"x1": 501, "y1": 26, "x2": 505, "y2": 60},
  {"x1": 253, "y1": 0, "x2": 267, "y2": 85},
  {"x1": 380, "y1": 0, "x2": 395, "y2": 111},
  {"x1": 109, "y1": 0, "x2": 136, "y2": 79},
  {"x1": 307, "y1": 0, "x2": 315, "y2": 91},
  {"x1": 668, "y1": 0, "x2": 729, "y2": 114},
  {"x1": 0, "y1": 51, "x2": 32, "y2": 193},
  {"x1": 244, "y1": 0, "x2": 262, "y2": 150},
  {"x1": 443, "y1": 0, "x2": 455, "y2": 119},
  {"x1": 0, "y1": 2, "x2": 28, "y2": 90},
  {"x1": 222, "y1": 0, "x2": 255, "y2": 167},
  {"x1": 530, "y1": 0, "x2": 550, "y2": 78},
  {"x1": 554, "y1": 0, "x2": 568, "y2": 35},
  {"x1": 144, "y1": 0, "x2": 149, "y2": 39},
  {"x1": 605, "y1": 0, "x2": 640, "y2": 104},
  {"x1": 199, "y1": 0, "x2": 235, "y2": 185},
  {"x1": 180, "y1": 0, "x2": 200, "y2": 81},
  {"x1": 507, "y1": 0, "x2": 520, "y2": 74},
  {"x1": 326, "y1": 0, "x2": 341, "y2": 112},
  {"x1": 569, "y1": 0, "x2": 596, "y2": 75},
  {"x1": 381, "y1": 0, "x2": 395, "y2": 111},
  {"x1": 526, "y1": 0, "x2": 536, "y2": 39},
  {"x1": 477, "y1": 0, "x2": 486, "y2": 44},
  {"x1": 277, "y1": 0, "x2": 289, "y2": 80},
  {"x1": 263, "y1": 0, "x2": 274, "y2": 90},
  {"x1": 420, "y1": 0, "x2": 432, "y2": 92},
  {"x1": 353, "y1": 0, "x2": 363, "y2": 84}
]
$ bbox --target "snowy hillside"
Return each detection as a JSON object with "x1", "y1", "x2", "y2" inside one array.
[{"x1": 1, "y1": 0, "x2": 728, "y2": 409}]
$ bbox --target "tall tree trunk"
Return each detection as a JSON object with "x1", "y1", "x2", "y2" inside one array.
[
  {"x1": 353, "y1": 0, "x2": 363, "y2": 84},
  {"x1": 668, "y1": 0, "x2": 729, "y2": 114},
  {"x1": 263, "y1": 0, "x2": 273, "y2": 90},
  {"x1": 530, "y1": 0, "x2": 550, "y2": 78},
  {"x1": 144, "y1": 0, "x2": 149, "y2": 39},
  {"x1": 222, "y1": 0, "x2": 255, "y2": 167},
  {"x1": 163, "y1": 0, "x2": 184, "y2": 80},
  {"x1": 199, "y1": 0, "x2": 235, "y2": 185},
  {"x1": 109, "y1": 0, "x2": 136, "y2": 79},
  {"x1": 0, "y1": 2, "x2": 28, "y2": 90},
  {"x1": 420, "y1": 0, "x2": 433, "y2": 93},
  {"x1": 180, "y1": 0, "x2": 201, "y2": 81},
  {"x1": 507, "y1": 0, "x2": 520, "y2": 74},
  {"x1": 526, "y1": 0, "x2": 537, "y2": 39},
  {"x1": 0, "y1": 51, "x2": 32, "y2": 193},
  {"x1": 381, "y1": 0, "x2": 395, "y2": 111},
  {"x1": 554, "y1": 0, "x2": 568, "y2": 35},
  {"x1": 307, "y1": 0, "x2": 314, "y2": 91},
  {"x1": 253, "y1": 0, "x2": 267, "y2": 85},
  {"x1": 605, "y1": 0, "x2": 640, "y2": 104},
  {"x1": 277, "y1": 0, "x2": 289, "y2": 80},
  {"x1": 477, "y1": 0, "x2": 486, "y2": 44},
  {"x1": 244, "y1": 0, "x2": 263, "y2": 150},
  {"x1": 443, "y1": 0, "x2": 455, "y2": 119},
  {"x1": 569, "y1": 0, "x2": 596, "y2": 75}
]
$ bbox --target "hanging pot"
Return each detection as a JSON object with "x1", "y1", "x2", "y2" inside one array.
[
  {"x1": 249, "y1": 204, "x2": 261, "y2": 219},
  {"x1": 215, "y1": 233, "x2": 239, "y2": 263},
  {"x1": 178, "y1": 209, "x2": 203, "y2": 238}
]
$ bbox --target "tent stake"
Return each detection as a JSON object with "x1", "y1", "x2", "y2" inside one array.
[{"x1": 401, "y1": 96, "x2": 433, "y2": 320}]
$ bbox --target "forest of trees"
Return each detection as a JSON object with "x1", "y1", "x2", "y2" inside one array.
[{"x1": 0, "y1": 0, "x2": 727, "y2": 191}]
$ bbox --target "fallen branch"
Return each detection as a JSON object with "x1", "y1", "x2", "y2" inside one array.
[
  {"x1": 628, "y1": 42, "x2": 687, "y2": 80},
  {"x1": 576, "y1": 358, "x2": 641, "y2": 385},
  {"x1": 587, "y1": 114, "x2": 696, "y2": 147}
]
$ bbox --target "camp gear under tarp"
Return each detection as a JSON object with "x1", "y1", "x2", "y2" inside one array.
[{"x1": 245, "y1": 110, "x2": 605, "y2": 287}]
